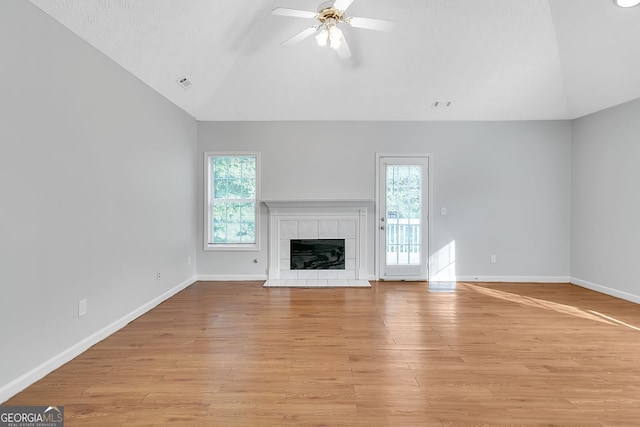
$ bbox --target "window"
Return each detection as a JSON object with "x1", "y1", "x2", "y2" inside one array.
[{"x1": 205, "y1": 152, "x2": 260, "y2": 250}]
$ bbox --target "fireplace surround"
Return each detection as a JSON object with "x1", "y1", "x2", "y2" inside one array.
[{"x1": 263, "y1": 200, "x2": 371, "y2": 287}]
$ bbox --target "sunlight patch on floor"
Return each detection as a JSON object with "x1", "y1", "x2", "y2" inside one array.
[{"x1": 460, "y1": 283, "x2": 623, "y2": 327}]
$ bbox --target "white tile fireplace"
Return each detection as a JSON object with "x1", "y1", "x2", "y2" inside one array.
[{"x1": 263, "y1": 200, "x2": 372, "y2": 287}]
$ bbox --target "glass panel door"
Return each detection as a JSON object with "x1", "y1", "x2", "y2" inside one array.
[{"x1": 378, "y1": 156, "x2": 429, "y2": 280}]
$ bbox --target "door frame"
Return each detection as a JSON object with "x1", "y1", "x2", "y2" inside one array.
[{"x1": 375, "y1": 153, "x2": 433, "y2": 281}]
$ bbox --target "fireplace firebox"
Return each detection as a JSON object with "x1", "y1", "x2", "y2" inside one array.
[{"x1": 290, "y1": 239, "x2": 345, "y2": 270}]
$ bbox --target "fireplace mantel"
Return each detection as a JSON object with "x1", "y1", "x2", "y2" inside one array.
[{"x1": 263, "y1": 199, "x2": 371, "y2": 286}]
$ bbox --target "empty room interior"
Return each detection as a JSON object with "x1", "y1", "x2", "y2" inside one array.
[{"x1": 1, "y1": 0, "x2": 640, "y2": 425}]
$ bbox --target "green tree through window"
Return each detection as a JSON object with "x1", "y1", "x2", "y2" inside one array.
[{"x1": 207, "y1": 153, "x2": 258, "y2": 247}]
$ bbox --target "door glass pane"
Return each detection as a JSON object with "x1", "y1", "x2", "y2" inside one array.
[{"x1": 386, "y1": 165, "x2": 421, "y2": 265}]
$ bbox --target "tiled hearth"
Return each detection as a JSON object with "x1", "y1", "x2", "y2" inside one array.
[
  {"x1": 263, "y1": 200, "x2": 371, "y2": 288},
  {"x1": 263, "y1": 279, "x2": 370, "y2": 288}
]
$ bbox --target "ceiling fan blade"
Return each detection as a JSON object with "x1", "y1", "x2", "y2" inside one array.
[
  {"x1": 336, "y1": 37, "x2": 352, "y2": 60},
  {"x1": 333, "y1": 0, "x2": 354, "y2": 12},
  {"x1": 271, "y1": 7, "x2": 318, "y2": 19},
  {"x1": 281, "y1": 25, "x2": 320, "y2": 47},
  {"x1": 346, "y1": 16, "x2": 394, "y2": 32}
]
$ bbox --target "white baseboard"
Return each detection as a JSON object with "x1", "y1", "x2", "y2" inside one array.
[
  {"x1": 197, "y1": 274, "x2": 268, "y2": 282},
  {"x1": 197, "y1": 275, "x2": 375, "y2": 282},
  {"x1": 0, "y1": 275, "x2": 196, "y2": 404},
  {"x1": 571, "y1": 277, "x2": 640, "y2": 304},
  {"x1": 369, "y1": 275, "x2": 569, "y2": 283},
  {"x1": 456, "y1": 275, "x2": 570, "y2": 283}
]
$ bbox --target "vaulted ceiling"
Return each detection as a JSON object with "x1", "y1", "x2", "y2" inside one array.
[{"x1": 28, "y1": 0, "x2": 640, "y2": 121}]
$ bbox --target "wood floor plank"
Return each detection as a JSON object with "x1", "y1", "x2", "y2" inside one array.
[{"x1": 4, "y1": 280, "x2": 640, "y2": 425}]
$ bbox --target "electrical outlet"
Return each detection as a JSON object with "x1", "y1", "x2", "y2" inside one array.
[
  {"x1": 490, "y1": 254, "x2": 497, "y2": 264},
  {"x1": 187, "y1": 257, "x2": 192, "y2": 266},
  {"x1": 156, "y1": 271, "x2": 161, "y2": 280},
  {"x1": 78, "y1": 299, "x2": 87, "y2": 317}
]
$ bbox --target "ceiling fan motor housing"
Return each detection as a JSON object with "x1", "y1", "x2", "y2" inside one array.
[{"x1": 317, "y1": 7, "x2": 344, "y2": 24}]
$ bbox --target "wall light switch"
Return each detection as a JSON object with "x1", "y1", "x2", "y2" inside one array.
[
  {"x1": 490, "y1": 255, "x2": 497, "y2": 264},
  {"x1": 441, "y1": 207, "x2": 447, "y2": 216}
]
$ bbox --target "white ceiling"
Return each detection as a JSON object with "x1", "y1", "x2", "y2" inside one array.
[{"x1": 28, "y1": 0, "x2": 640, "y2": 121}]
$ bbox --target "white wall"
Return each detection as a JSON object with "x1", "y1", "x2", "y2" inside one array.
[
  {"x1": 0, "y1": 0, "x2": 197, "y2": 400},
  {"x1": 197, "y1": 121, "x2": 572, "y2": 282},
  {"x1": 571, "y1": 98, "x2": 640, "y2": 303}
]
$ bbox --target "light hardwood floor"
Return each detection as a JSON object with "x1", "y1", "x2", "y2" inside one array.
[{"x1": 5, "y1": 281, "x2": 640, "y2": 426}]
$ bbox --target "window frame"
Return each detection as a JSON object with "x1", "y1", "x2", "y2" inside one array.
[{"x1": 204, "y1": 151, "x2": 260, "y2": 251}]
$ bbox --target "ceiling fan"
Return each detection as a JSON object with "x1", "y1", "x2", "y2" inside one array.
[{"x1": 272, "y1": 0, "x2": 394, "y2": 59}]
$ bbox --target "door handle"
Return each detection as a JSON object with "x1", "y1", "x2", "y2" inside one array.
[{"x1": 380, "y1": 226, "x2": 385, "y2": 230}]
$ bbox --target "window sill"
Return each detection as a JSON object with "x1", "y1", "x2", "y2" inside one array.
[{"x1": 204, "y1": 243, "x2": 260, "y2": 252}]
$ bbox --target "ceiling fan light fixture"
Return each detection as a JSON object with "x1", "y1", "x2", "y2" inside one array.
[
  {"x1": 329, "y1": 26, "x2": 343, "y2": 49},
  {"x1": 614, "y1": 0, "x2": 640, "y2": 7},
  {"x1": 315, "y1": 28, "x2": 329, "y2": 46}
]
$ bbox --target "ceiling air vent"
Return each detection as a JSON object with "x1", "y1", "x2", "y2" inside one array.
[
  {"x1": 177, "y1": 77, "x2": 192, "y2": 90},
  {"x1": 432, "y1": 100, "x2": 453, "y2": 108}
]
